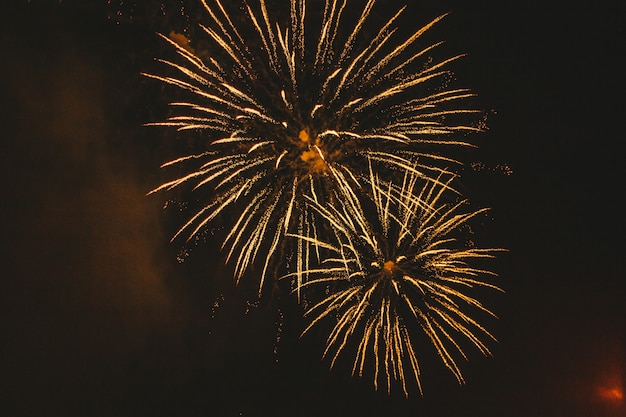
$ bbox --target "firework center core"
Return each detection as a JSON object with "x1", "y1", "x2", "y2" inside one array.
[
  {"x1": 383, "y1": 260, "x2": 396, "y2": 274},
  {"x1": 298, "y1": 129, "x2": 327, "y2": 173},
  {"x1": 298, "y1": 129, "x2": 310, "y2": 143}
]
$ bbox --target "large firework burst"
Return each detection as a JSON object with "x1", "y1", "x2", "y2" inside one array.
[
  {"x1": 145, "y1": 0, "x2": 484, "y2": 295},
  {"x1": 286, "y1": 163, "x2": 504, "y2": 396}
]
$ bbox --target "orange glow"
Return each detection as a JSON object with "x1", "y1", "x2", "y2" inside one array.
[
  {"x1": 598, "y1": 386, "x2": 624, "y2": 402},
  {"x1": 300, "y1": 148, "x2": 327, "y2": 172},
  {"x1": 168, "y1": 31, "x2": 194, "y2": 54},
  {"x1": 298, "y1": 129, "x2": 310, "y2": 143},
  {"x1": 298, "y1": 130, "x2": 328, "y2": 172},
  {"x1": 383, "y1": 260, "x2": 395, "y2": 272}
]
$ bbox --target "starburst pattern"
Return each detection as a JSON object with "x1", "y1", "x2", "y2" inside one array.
[
  {"x1": 145, "y1": 0, "x2": 484, "y2": 295},
  {"x1": 286, "y1": 163, "x2": 504, "y2": 396}
]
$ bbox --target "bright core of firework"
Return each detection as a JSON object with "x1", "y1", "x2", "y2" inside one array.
[
  {"x1": 285, "y1": 163, "x2": 504, "y2": 397},
  {"x1": 145, "y1": 0, "x2": 484, "y2": 295}
]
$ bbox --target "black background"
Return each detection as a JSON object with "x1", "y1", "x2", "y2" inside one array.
[{"x1": 1, "y1": 1, "x2": 624, "y2": 416}]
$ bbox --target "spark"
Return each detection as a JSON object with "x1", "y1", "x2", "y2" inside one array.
[
  {"x1": 287, "y1": 163, "x2": 504, "y2": 396},
  {"x1": 146, "y1": 0, "x2": 484, "y2": 295}
]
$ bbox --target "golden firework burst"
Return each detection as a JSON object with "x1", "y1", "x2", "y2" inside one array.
[
  {"x1": 145, "y1": 0, "x2": 484, "y2": 295},
  {"x1": 286, "y1": 163, "x2": 504, "y2": 396}
]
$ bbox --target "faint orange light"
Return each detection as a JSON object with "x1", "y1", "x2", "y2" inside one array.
[{"x1": 598, "y1": 386, "x2": 624, "y2": 402}]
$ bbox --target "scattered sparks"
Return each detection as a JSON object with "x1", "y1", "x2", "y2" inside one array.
[
  {"x1": 146, "y1": 0, "x2": 485, "y2": 295},
  {"x1": 287, "y1": 163, "x2": 504, "y2": 397}
]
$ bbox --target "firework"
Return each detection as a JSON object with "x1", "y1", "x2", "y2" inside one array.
[
  {"x1": 145, "y1": 0, "x2": 484, "y2": 295},
  {"x1": 285, "y1": 163, "x2": 504, "y2": 396}
]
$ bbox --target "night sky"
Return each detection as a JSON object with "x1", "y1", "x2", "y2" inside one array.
[{"x1": 1, "y1": 1, "x2": 624, "y2": 416}]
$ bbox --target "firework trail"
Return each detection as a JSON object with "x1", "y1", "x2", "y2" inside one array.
[
  {"x1": 285, "y1": 162, "x2": 504, "y2": 397},
  {"x1": 145, "y1": 0, "x2": 484, "y2": 296}
]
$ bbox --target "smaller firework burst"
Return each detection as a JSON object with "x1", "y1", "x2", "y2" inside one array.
[{"x1": 285, "y1": 162, "x2": 504, "y2": 396}]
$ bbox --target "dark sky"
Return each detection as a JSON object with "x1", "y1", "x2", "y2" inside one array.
[{"x1": 1, "y1": 1, "x2": 624, "y2": 416}]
